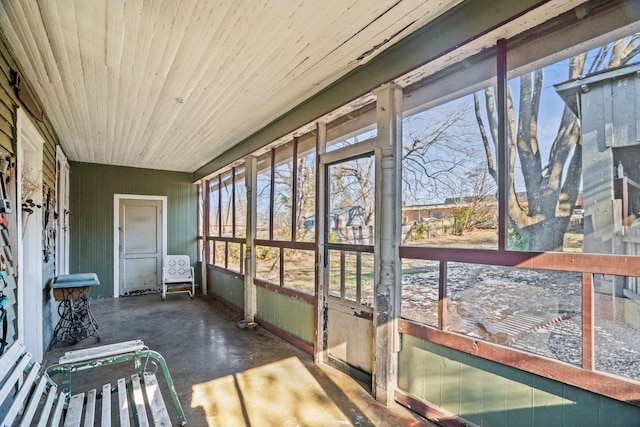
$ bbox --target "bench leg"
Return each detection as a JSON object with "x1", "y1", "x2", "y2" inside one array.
[{"x1": 146, "y1": 350, "x2": 187, "y2": 426}]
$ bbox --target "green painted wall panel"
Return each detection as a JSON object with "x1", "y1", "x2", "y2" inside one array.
[
  {"x1": 459, "y1": 362, "x2": 484, "y2": 422},
  {"x1": 399, "y1": 335, "x2": 640, "y2": 427},
  {"x1": 69, "y1": 162, "x2": 197, "y2": 298},
  {"x1": 208, "y1": 269, "x2": 244, "y2": 309},
  {"x1": 256, "y1": 287, "x2": 313, "y2": 344}
]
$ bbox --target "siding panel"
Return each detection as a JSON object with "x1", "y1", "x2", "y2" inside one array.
[
  {"x1": 398, "y1": 336, "x2": 640, "y2": 426},
  {"x1": 0, "y1": 33, "x2": 59, "y2": 352}
]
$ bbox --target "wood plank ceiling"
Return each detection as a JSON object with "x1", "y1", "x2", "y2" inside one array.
[{"x1": 0, "y1": 0, "x2": 461, "y2": 172}]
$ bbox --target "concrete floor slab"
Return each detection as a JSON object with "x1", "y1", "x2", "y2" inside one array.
[{"x1": 44, "y1": 294, "x2": 435, "y2": 427}]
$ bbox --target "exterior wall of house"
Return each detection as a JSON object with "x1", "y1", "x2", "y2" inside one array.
[
  {"x1": 69, "y1": 162, "x2": 197, "y2": 298},
  {"x1": 398, "y1": 334, "x2": 640, "y2": 426},
  {"x1": 0, "y1": 35, "x2": 59, "y2": 353}
]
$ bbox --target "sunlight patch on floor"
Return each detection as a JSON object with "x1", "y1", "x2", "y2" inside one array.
[{"x1": 192, "y1": 357, "x2": 350, "y2": 426}]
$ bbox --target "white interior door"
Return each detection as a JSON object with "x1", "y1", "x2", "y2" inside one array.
[
  {"x1": 116, "y1": 197, "x2": 165, "y2": 296},
  {"x1": 17, "y1": 109, "x2": 44, "y2": 362}
]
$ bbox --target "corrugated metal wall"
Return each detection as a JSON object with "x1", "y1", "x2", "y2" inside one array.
[
  {"x1": 0, "y1": 34, "x2": 58, "y2": 352},
  {"x1": 69, "y1": 162, "x2": 197, "y2": 298}
]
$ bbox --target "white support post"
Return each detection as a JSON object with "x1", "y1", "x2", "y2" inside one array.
[
  {"x1": 315, "y1": 121, "x2": 328, "y2": 365},
  {"x1": 372, "y1": 83, "x2": 403, "y2": 405},
  {"x1": 244, "y1": 156, "x2": 258, "y2": 321},
  {"x1": 200, "y1": 179, "x2": 208, "y2": 296}
]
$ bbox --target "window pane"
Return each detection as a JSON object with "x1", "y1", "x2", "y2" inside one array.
[
  {"x1": 208, "y1": 180, "x2": 219, "y2": 237},
  {"x1": 296, "y1": 147, "x2": 316, "y2": 242},
  {"x1": 359, "y1": 252, "x2": 374, "y2": 307},
  {"x1": 328, "y1": 249, "x2": 373, "y2": 306},
  {"x1": 446, "y1": 263, "x2": 582, "y2": 365},
  {"x1": 328, "y1": 156, "x2": 375, "y2": 244},
  {"x1": 226, "y1": 242, "x2": 242, "y2": 273},
  {"x1": 197, "y1": 183, "x2": 203, "y2": 236},
  {"x1": 207, "y1": 240, "x2": 214, "y2": 264},
  {"x1": 326, "y1": 128, "x2": 377, "y2": 153},
  {"x1": 235, "y1": 167, "x2": 247, "y2": 239},
  {"x1": 594, "y1": 273, "x2": 640, "y2": 380},
  {"x1": 256, "y1": 154, "x2": 272, "y2": 240},
  {"x1": 402, "y1": 88, "x2": 498, "y2": 249},
  {"x1": 401, "y1": 258, "x2": 440, "y2": 327},
  {"x1": 220, "y1": 172, "x2": 233, "y2": 237},
  {"x1": 273, "y1": 144, "x2": 293, "y2": 241},
  {"x1": 256, "y1": 245, "x2": 279, "y2": 284},
  {"x1": 214, "y1": 241, "x2": 226, "y2": 268},
  {"x1": 506, "y1": 33, "x2": 640, "y2": 252},
  {"x1": 283, "y1": 249, "x2": 315, "y2": 295}
]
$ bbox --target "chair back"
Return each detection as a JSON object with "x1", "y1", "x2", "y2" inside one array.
[{"x1": 164, "y1": 255, "x2": 192, "y2": 281}]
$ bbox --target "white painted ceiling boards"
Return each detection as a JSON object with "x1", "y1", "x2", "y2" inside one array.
[{"x1": 0, "y1": 0, "x2": 461, "y2": 172}]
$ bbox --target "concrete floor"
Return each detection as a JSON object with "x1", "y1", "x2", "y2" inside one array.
[{"x1": 43, "y1": 293, "x2": 436, "y2": 427}]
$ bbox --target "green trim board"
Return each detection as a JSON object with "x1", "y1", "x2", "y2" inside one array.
[{"x1": 398, "y1": 334, "x2": 640, "y2": 427}]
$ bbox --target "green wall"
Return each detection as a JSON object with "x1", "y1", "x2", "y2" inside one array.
[
  {"x1": 257, "y1": 287, "x2": 314, "y2": 345},
  {"x1": 208, "y1": 268, "x2": 244, "y2": 309},
  {"x1": 398, "y1": 334, "x2": 640, "y2": 426},
  {"x1": 69, "y1": 162, "x2": 197, "y2": 298}
]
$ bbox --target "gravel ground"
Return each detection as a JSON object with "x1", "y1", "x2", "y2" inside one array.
[{"x1": 400, "y1": 261, "x2": 640, "y2": 381}]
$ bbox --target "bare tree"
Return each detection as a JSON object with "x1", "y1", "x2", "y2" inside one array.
[
  {"x1": 450, "y1": 163, "x2": 497, "y2": 235},
  {"x1": 475, "y1": 35, "x2": 640, "y2": 250},
  {"x1": 330, "y1": 156, "x2": 375, "y2": 224},
  {"x1": 403, "y1": 103, "x2": 481, "y2": 204}
]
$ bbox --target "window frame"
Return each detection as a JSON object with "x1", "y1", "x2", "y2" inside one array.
[{"x1": 398, "y1": 31, "x2": 640, "y2": 405}]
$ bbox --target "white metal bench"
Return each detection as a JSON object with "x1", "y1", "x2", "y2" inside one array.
[{"x1": 0, "y1": 340, "x2": 187, "y2": 426}]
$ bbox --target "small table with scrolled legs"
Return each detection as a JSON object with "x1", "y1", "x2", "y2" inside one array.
[{"x1": 49, "y1": 273, "x2": 101, "y2": 349}]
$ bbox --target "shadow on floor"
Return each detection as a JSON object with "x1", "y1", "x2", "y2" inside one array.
[{"x1": 44, "y1": 293, "x2": 434, "y2": 427}]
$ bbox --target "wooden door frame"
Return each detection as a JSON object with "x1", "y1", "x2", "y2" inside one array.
[
  {"x1": 16, "y1": 107, "x2": 45, "y2": 362},
  {"x1": 55, "y1": 145, "x2": 70, "y2": 276},
  {"x1": 113, "y1": 194, "x2": 167, "y2": 298}
]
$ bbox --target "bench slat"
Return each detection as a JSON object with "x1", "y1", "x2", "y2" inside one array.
[
  {"x1": 101, "y1": 383, "x2": 111, "y2": 427},
  {"x1": 60, "y1": 340, "x2": 145, "y2": 364},
  {"x1": 84, "y1": 389, "x2": 96, "y2": 427},
  {"x1": 18, "y1": 374, "x2": 49, "y2": 427},
  {"x1": 132, "y1": 374, "x2": 150, "y2": 427},
  {"x1": 143, "y1": 372, "x2": 172, "y2": 427},
  {"x1": 36, "y1": 383, "x2": 57, "y2": 427},
  {"x1": 64, "y1": 392, "x2": 85, "y2": 427},
  {"x1": 118, "y1": 378, "x2": 130, "y2": 427},
  {"x1": 3, "y1": 361, "x2": 40, "y2": 425},
  {"x1": 0, "y1": 342, "x2": 25, "y2": 377},
  {"x1": 49, "y1": 391, "x2": 67, "y2": 427},
  {"x1": 0, "y1": 350, "x2": 32, "y2": 406}
]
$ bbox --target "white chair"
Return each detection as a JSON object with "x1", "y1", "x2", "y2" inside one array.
[{"x1": 162, "y1": 255, "x2": 195, "y2": 299}]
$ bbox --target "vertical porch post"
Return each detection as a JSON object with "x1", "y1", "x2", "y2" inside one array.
[
  {"x1": 201, "y1": 178, "x2": 208, "y2": 295},
  {"x1": 244, "y1": 156, "x2": 258, "y2": 320},
  {"x1": 372, "y1": 83, "x2": 403, "y2": 404},
  {"x1": 315, "y1": 121, "x2": 327, "y2": 365}
]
